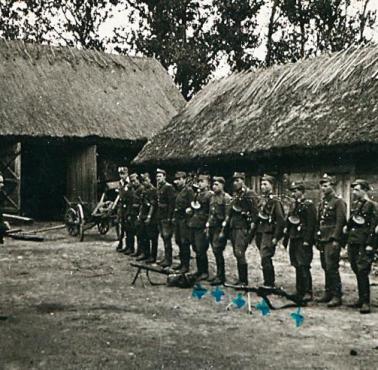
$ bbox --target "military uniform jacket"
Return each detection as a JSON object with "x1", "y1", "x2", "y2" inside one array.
[
  {"x1": 157, "y1": 182, "x2": 175, "y2": 221},
  {"x1": 188, "y1": 189, "x2": 212, "y2": 229},
  {"x1": 346, "y1": 199, "x2": 377, "y2": 246},
  {"x1": 229, "y1": 187, "x2": 258, "y2": 230},
  {"x1": 120, "y1": 183, "x2": 143, "y2": 219},
  {"x1": 139, "y1": 184, "x2": 158, "y2": 224},
  {"x1": 0, "y1": 191, "x2": 5, "y2": 228},
  {"x1": 174, "y1": 186, "x2": 194, "y2": 221},
  {"x1": 256, "y1": 193, "x2": 285, "y2": 241},
  {"x1": 317, "y1": 194, "x2": 347, "y2": 243},
  {"x1": 208, "y1": 191, "x2": 232, "y2": 228},
  {"x1": 285, "y1": 198, "x2": 317, "y2": 245}
]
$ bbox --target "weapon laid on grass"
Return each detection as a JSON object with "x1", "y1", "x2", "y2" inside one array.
[
  {"x1": 130, "y1": 262, "x2": 173, "y2": 286},
  {"x1": 130, "y1": 262, "x2": 196, "y2": 288},
  {"x1": 224, "y1": 283, "x2": 303, "y2": 313}
]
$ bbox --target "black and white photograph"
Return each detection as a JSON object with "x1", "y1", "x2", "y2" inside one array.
[{"x1": 1, "y1": 1, "x2": 378, "y2": 369}]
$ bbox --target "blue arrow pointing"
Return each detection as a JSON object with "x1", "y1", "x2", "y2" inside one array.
[
  {"x1": 256, "y1": 299, "x2": 270, "y2": 316},
  {"x1": 290, "y1": 307, "x2": 304, "y2": 327},
  {"x1": 232, "y1": 293, "x2": 246, "y2": 309},
  {"x1": 192, "y1": 283, "x2": 208, "y2": 299},
  {"x1": 211, "y1": 286, "x2": 225, "y2": 303}
]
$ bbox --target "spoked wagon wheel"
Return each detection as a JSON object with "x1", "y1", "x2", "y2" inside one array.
[
  {"x1": 97, "y1": 219, "x2": 110, "y2": 235},
  {"x1": 77, "y1": 204, "x2": 85, "y2": 242},
  {"x1": 64, "y1": 207, "x2": 81, "y2": 237}
]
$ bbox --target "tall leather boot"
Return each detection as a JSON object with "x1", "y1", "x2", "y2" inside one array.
[{"x1": 239, "y1": 263, "x2": 248, "y2": 285}]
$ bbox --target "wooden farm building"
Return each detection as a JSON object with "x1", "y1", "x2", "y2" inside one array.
[
  {"x1": 134, "y1": 45, "x2": 378, "y2": 212},
  {"x1": 0, "y1": 40, "x2": 185, "y2": 219}
]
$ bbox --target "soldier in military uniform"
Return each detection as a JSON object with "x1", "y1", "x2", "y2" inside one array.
[
  {"x1": 316, "y1": 174, "x2": 347, "y2": 307},
  {"x1": 0, "y1": 172, "x2": 9, "y2": 244},
  {"x1": 138, "y1": 173, "x2": 159, "y2": 263},
  {"x1": 116, "y1": 167, "x2": 130, "y2": 253},
  {"x1": 187, "y1": 173, "x2": 212, "y2": 281},
  {"x1": 173, "y1": 171, "x2": 194, "y2": 273},
  {"x1": 344, "y1": 179, "x2": 377, "y2": 314},
  {"x1": 255, "y1": 174, "x2": 285, "y2": 288},
  {"x1": 120, "y1": 173, "x2": 142, "y2": 257},
  {"x1": 206, "y1": 176, "x2": 232, "y2": 285},
  {"x1": 156, "y1": 169, "x2": 176, "y2": 268},
  {"x1": 224, "y1": 172, "x2": 258, "y2": 286},
  {"x1": 284, "y1": 181, "x2": 317, "y2": 302}
]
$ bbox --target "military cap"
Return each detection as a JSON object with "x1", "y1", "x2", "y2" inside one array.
[
  {"x1": 156, "y1": 168, "x2": 166, "y2": 176},
  {"x1": 351, "y1": 179, "x2": 370, "y2": 191},
  {"x1": 198, "y1": 174, "x2": 210, "y2": 181},
  {"x1": 129, "y1": 173, "x2": 139, "y2": 181},
  {"x1": 118, "y1": 166, "x2": 128, "y2": 174},
  {"x1": 261, "y1": 174, "x2": 275, "y2": 184},
  {"x1": 174, "y1": 171, "x2": 187, "y2": 179},
  {"x1": 140, "y1": 172, "x2": 150, "y2": 181},
  {"x1": 289, "y1": 181, "x2": 305, "y2": 192},
  {"x1": 232, "y1": 172, "x2": 245, "y2": 180},
  {"x1": 213, "y1": 176, "x2": 225, "y2": 185},
  {"x1": 319, "y1": 173, "x2": 335, "y2": 185}
]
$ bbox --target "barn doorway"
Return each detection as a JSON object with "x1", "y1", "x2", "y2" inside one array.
[{"x1": 21, "y1": 142, "x2": 67, "y2": 220}]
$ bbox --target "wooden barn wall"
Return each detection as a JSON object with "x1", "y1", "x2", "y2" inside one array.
[
  {"x1": 66, "y1": 145, "x2": 97, "y2": 206},
  {"x1": 0, "y1": 141, "x2": 21, "y2": 213}
]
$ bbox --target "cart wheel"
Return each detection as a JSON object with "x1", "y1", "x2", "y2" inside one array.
[
  {"x1": 64, "y1": 207, "x2": 80, "y2": 237},
  {"x1": 97, "y1": 220, "x2": 110, "y2": 235},
  {"x1": 77, "y1": 204, "x2": 85, "y2": 242}
]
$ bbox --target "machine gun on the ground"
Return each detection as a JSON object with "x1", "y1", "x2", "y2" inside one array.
[
  {"x1": 224, "y1": 283, "x2": 304, "y2": 313},
  {"x1": 130, "y1": 262, "x2": 196, "y2": 288}
]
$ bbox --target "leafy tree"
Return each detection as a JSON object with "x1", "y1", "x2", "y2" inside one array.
[
  {"x1": 114, "y1": 0, "x2": 217, "y2": 100},
  {"x1": 211, "y1": 0, "x2": 264, "y2": 71}
]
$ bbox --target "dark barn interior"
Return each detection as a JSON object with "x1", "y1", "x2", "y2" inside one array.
[{"x1": 21, "y1": 142, "x2": 67, "y2": 220}]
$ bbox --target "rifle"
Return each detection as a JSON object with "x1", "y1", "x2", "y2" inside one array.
[{"x1": 224, "y1": 283, "x2": 304, "y2": 313}]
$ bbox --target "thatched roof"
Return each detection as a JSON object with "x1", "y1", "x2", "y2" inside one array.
[
  {"x1": 0, "y1": 40, "x2": 185, "y2": 142},
  {"x1": 134, "y1": 45, "x2": 378, "y2": 166}
]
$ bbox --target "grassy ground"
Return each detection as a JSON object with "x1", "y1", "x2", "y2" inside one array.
[{"x1": 1, "y1": 222, "x2": 378, "y2": 369}]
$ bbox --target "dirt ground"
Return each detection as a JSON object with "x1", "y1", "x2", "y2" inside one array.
[{"x1": 1, "y1": 222, "x2": 378, "y2": 370}]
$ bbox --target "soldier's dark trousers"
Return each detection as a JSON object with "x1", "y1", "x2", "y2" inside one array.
[
  {"x1": 289, "y1": 238, "x2": 313, "y2": 297},
  {"x1": 140, "y1": 223, "x2": 159, "y2": 259},
  {"x1": 255, "y1": 232, "x2": 276, "y2": 286},
  {"x1": 319, "y1": 241, "x2": 342, "y2": 298},
  {"x1": 175, "y1": 219, "x2": 191, "y2": 269},
  {"x1": 191, "y1": 228, "x2": 209, "y2": 275},
  {"x1": 347, "y1": 243, "x2": 373, "y2": 304},
  {"x1": 210, "y1": 227, "x2": 227, "y2": 280},
  {"x1": 158, "y1": 220, "x2": 173, "y2": 264},
  {"x1": 231, "y1": 228, "x2": 249, "y2": 284}
]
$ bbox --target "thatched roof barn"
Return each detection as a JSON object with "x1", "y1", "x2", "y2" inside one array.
[
  {"x1": 0, "y1": 40, "x2": 184, "y2": 143},
  {"x1": 134, "y1": 45, "x2": 378, "y2": 209},
  {"x1": 0, "y1": 40, "x2": 185, "y2": 218}
]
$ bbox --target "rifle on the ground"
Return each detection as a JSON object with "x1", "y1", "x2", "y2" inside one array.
[{"x1": 224, "y1": 283, "x2": 303, "y2": 312}]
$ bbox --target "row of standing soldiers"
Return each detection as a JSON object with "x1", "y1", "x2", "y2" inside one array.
[{"x1": 116, "y1": 168, "x2": 378, "y2": 314}]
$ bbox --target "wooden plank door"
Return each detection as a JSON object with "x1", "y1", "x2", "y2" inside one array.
[
  {"x1": 0, "y1": 142, "x2": 21, "y2": 213},
  {"x1": 66, "y1": 145, "x2": 97, "y2": 206}
]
